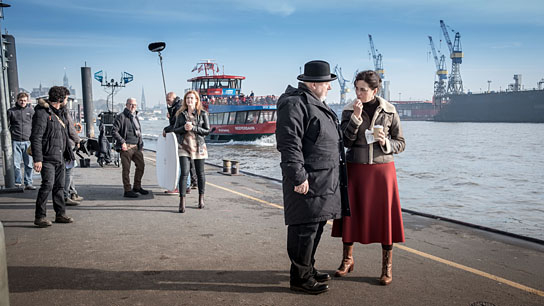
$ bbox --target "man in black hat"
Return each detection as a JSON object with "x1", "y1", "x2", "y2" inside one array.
[{"x1": 276, "y1": 60, "x2": 349, "y2": 294}]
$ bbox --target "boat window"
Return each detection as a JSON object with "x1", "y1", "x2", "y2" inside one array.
[
  {"x1": 220, "y1": 79, "x2": 230, "y2": 88},
  {"x1": 259, "y1": 110, "x2": 274, "y2": 123},
  {"x1": 210, "y1": 113, "x2": 217, "y2": 125},
  {"x1": 220, "y1": 113, "x2": 228, "y2": 125},
  {"x1": 228, "y1": 112, "x2": 236, "y2": 125},
  {"x1": 246, "y1": 111, "x2": 260, "y2": 124},
  {"x1": 235, "y1": 111, "x2": 247, "y2": 124}
]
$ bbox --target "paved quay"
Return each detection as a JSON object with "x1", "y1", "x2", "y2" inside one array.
[{"x1": 1, "y1": 151, "x2": 543, "y2": 306}]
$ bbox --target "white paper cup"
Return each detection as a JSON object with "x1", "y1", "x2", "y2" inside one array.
[{"x1": 373, "y1": 125, "x2": 383, "y2": 138}]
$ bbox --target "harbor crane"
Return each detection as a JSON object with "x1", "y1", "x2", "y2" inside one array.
[
  {"x1": 368, "y1": 34, "x2": 385, "y2": 95},
  {"x1": 428, "y1": 36, "x2": 448, "y2": 98},
  {"x1": 334, "y1": 65, "x2": 350, "y2": 105},
  {"x1": 440, "y1": 19, "x2": 463, "y2": 94}
]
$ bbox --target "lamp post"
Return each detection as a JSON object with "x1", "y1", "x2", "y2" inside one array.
[{"x1": 0, "y1": 1, "x2": 16, "y2": 190}]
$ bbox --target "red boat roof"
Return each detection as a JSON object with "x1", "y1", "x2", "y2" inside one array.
[{"x1": 188, "y1": 75, "x2": 246, "y2": 82}]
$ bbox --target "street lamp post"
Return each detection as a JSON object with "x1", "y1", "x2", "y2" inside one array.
[{"x1": 0, "y1": 1, "x2": 16, "y2": 190}]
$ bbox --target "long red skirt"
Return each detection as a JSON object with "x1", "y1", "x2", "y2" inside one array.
[{"x1": 332, "y1": 162, "x2": 405, "y2": 244}]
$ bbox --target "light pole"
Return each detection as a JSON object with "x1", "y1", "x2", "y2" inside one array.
[{"x1": 0, "y1": 1, "x2": 16, "y2": 191}]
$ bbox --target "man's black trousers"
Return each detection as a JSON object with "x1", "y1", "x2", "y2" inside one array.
[{"x1": 287, "y1": 220, "x2": 326, "y2": 283}]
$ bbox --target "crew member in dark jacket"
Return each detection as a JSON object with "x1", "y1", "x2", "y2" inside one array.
[
  {"x1": 60, "y1": 87, "x2": 83, "y2": 205},
  {"x1": 30, "y1": 86, "x2": 75, "y2": 227},
  {"x1": 112, "y1": 98, "x2": 148, "y2": 198},
  {"x1": 275, "y1": 60, "x2": 349, "y2": 294},
  {"x1": 7, "y1": 92, "x2": 35, "y2": 189}
]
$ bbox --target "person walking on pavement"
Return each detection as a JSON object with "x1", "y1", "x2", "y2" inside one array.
[
  {"x1": 162, "y1": 92, "x2": 197, "y2": 194},
  {"x1": 7, "y1": 92, "x2": 36, "y2": 190},
  {"x1": 112, "y1": 98, "x2": 148, "y2": 198},
  {"x1": 172, "y1": 90, "x2": 210, "y2": 213},
  {"x1": 331, "y1": 70, "x2": 406, "y2": 285},
  {"x1": 30, "y1": 86, "x2": 75, "y2": 227},
  {"x1": 275, "y1": 60, "x2": 350, "y2": 294},
  {"x1": 60, "y1": 87, "x2": 83, "y2": 206}
]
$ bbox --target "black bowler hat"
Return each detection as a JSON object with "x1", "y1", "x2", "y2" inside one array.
[{"x1": 297, "y1": 60, "x2": 337, "y2": 82}]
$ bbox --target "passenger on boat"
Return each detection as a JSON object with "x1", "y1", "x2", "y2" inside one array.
[
  {"x1": 173, "y1": 90, "x2": 210, "y2": 213},
  {"x1": 331, "y1": 70, "x2": 406, "y2": 285}
]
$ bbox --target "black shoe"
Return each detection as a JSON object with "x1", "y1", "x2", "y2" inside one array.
[
  {"x1": 190, "y1": 183, "x2": 197, "y2": 190},
  {"x1": 124, "y1": 190, "x2": 139, "y2": 198},
  {"x1": 313, "y1": 271, "x2": 331, "y2": 282},
  {"x1": 24, "y1": 185, "x2": 37, "y2": 190},
  {"x1": 55, "y1": 215, "x2": 74, "y2": 223},
  {"x1": 133, "y1": 187, "x2": 149, "y2": 195},
  {"x1": 290, "y1": 279, "x2": 329, "y2": 295},
  {"x1": 34, "y1": 217, "x2": 52, "y2": 228}
]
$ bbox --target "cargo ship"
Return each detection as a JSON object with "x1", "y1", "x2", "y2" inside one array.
[
  {"x1": 434, "y1": 75, "x2": 544, "y2": 123},
  {"x1": 187, "y1": 60, "x2": 277, "y2": 142}
]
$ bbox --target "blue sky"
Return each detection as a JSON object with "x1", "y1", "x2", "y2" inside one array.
[{"x1": 3, "y1": 0, "x2": 544, "y2": 106}]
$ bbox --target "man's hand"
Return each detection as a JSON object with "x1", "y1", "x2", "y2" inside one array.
[
  {"x1": 121, "y1": 143, "x2": 128, "y2": 151},
  {"x1": 34, "y1": 161, "x2": 42, "y2": 173},
  {"x1": 162, "y1": 130, "x2": 166, "y2": 137},
  {"x1": 294, "y1": 179, "x2": 309, "y2": 195}
]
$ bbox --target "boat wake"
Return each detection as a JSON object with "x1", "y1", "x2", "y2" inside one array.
[{"x1": 209, "y1": 135, "x2": 276, "y2": 147}]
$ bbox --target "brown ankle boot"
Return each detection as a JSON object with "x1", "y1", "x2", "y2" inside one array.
[
  {"x1": 335, "y1": 244, "x2": 354, "y2": 277},
  {"x1": 379, "y1": 249, "x2": 393, "y2": 285},
  {"x1": 179, "y1": 197, "x2": 186, "y2": 213},
  {"x1": 198, "y1": 194, "x2": 205, "y2": 209}
]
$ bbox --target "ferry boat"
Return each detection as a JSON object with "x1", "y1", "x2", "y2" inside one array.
[{"x1": 187, "y1": 60, "x2": 277, "y2": 142}]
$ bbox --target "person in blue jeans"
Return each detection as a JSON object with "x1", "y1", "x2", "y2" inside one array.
[{"x1": 7, "y1": 92, "x2": 35, "y2": 189}]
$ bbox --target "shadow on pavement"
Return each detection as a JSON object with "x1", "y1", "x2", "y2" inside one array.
[{"x1": 8, "y1": 266, "x2": 290, "y2": 293}]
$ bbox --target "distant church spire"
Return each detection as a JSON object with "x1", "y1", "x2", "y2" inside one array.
[
  {"x1": 141, "y1": 86, "x2": 147, "y2": 111},
  {"x1": 63, "y1": 70, "x2": 69, "y2": 88}
]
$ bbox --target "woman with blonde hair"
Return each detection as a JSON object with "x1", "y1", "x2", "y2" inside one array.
[{"x1": 173, "y1": 90, "x2": 210, "y2": 213}]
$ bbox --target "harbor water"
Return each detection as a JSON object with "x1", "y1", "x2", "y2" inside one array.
[{"x1": 140, "y1": 119, "x2": 544, "y2": 241}]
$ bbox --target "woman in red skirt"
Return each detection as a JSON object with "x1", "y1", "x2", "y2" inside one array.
[{"x1": 332, "y1": 70, "x2": 406, "y2": 285}]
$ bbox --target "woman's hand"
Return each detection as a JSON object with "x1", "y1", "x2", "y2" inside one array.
[
  {"x1": 376, "y1": 130, "x2": 386, "y2": 146},
  {"x1": 353, "y1": 99, "x2": 363, "y2": 119},
  {"x1": 184, "y1": 122, "x2": 193, "y2": 131}
]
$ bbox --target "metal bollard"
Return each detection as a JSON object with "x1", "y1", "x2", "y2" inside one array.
[
  {"x1": 231, "y1": 160, "x2": 240, "y2": 175},
  {"x1": 222, "y1": 160, "x2": 231, "y2": 173},
  {"x1": 0, "y1": 222, "x2": 10, "y2": 306}
]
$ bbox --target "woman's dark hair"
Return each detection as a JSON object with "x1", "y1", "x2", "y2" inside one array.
[
  {"x1": 48, "y1": 86, "x2": 66, "y2": 103},
  {"x1": 354, "y1": 70, "x2": 382, "y2": 90}
]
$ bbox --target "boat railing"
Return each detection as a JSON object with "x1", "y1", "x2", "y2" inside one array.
[{"x1": 204, "y1": 95, "x2": 278, "y2": 106}]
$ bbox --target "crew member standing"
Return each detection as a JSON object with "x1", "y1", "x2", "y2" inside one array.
[
  {"x1": 7, "y1": 92, "x2": 35, "y2": 190},
  {"x1": 112, "y1": 98, "x2": 148, "y2": 198},
  {"x1": 275, "y1": 60, "x2": 349, "y2": 294},
  {"x1": 30, "y1": 86, "x2": 75, "y2": 227}
]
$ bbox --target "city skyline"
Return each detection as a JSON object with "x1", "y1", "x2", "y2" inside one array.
[{"x1": 3, "y1": 0, "x2": 544, "y2": 106}]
